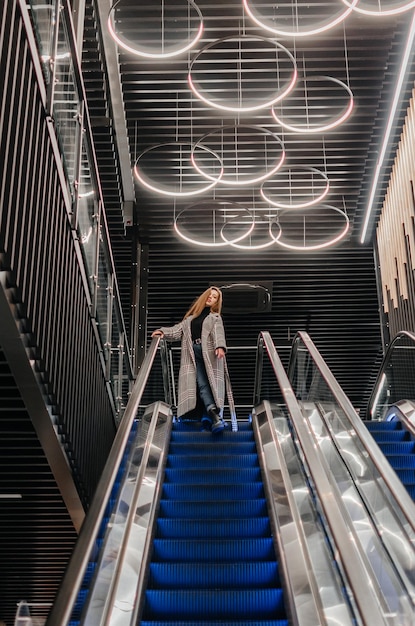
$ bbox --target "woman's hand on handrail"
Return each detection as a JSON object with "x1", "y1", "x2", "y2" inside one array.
[{"x1": 151, "y1": 330, "x2": 164, "y2": 338}]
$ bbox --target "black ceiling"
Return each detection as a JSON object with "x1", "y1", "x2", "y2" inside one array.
[{"x1": 86, "y1": 1, "x2": 414, "y2": 240}]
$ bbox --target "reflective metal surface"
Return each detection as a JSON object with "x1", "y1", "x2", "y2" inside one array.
[
  {"x1": 84, "y1": 401, "x2": 172, "y2": 625},
  {"x1": 46, "y1": 337, "x2": 170, "y2": 625},
  {"x1": 254, "y1": 400, "x2": 356, "y2": 626},
  {"x1": 254, "y1": 332, "x2": 394, "y2": 625},
  {"x1": 287, "y1": 331, "x2": 415, "y2": 623}
]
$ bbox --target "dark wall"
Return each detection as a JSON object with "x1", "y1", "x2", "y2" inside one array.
[
  {"x1": 0, "y1": 2, "x2": 118, "y2": 621},
  {"x1": 146, "y1": 241, "x2": 383, "y2": 416},
  {"x1": 0, "y1": 0, "x2": 116, "y2": 504}
]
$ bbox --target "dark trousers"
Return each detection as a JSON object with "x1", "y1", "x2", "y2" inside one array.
[{"x1": 193, "y1": 343, "x2": 215, "y2": 412}]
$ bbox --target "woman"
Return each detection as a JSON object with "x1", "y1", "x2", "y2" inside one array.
[{"x1": 151, "y1": 287, "x2": 237, "y2": 433}]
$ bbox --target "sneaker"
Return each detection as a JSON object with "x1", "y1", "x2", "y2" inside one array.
[
  {"x1": 201, "y1": 415, "x2": 212, "y2": 431},
  {"x1": 211, "y1": 418, "x2": 225, "y2": 434}
]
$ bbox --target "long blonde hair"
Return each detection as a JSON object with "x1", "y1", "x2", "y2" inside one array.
[{"x1": 184, "y1": 287, "x2": 222, "y2": 318}]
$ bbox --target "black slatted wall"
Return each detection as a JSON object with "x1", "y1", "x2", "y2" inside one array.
[
  {"x1": 0, "y1": 4, "x2": 118, "y2": 623},
  {"x1": 146, "y1": 241, "x2": 383, "y2": 419}
]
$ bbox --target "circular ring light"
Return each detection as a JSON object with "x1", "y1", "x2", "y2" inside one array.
[
  {"x1": 342, "y1": 0, "x2": 415, "y2": 15},
  {"x1": 275, "y1": 205, "x2": 350, "y2": 251},
  {"x1": 108, "y1": 0, "x2": 203, "y2": 59},
  {"x1": 192, "y1": 125, "x2": 285, "y2": 187},
  {"x1": 271, "y1": 76, "x2": 354, "y2": 134},
  {"x1": 134, "y1": 142, "x2": 223, "y2": 197},
  {"x1": 174, "y1": 201, "x2": 255, "y2": 247},
  {"x1": 242, "y1": 0, "x2": 359, "y2": 38},
  {"x1": 261, "y1": 166, "x2": 330, "y2": 209},
  {"x1": 188, "y1": 36, "x2": 298, "y2": 114},
  {"x1": 221, "y1": 215, "x2": 282, "y2": 250}
]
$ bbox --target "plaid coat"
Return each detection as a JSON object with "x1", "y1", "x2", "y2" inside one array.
[{"x1": 160, "y1": 313, "x2": 236, "y2": 426}]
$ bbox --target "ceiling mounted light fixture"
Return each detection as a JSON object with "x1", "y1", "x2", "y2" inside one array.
[
  {"x1": 275, "y1": 205, "x2": 350, "y2": 251},
  {"x1": 134, "y1": 142, "x2": 223, "y2": 197},
  {"x1": 188, "y1": 35, "x2": 297, "y2": 114},
  {"x1": 242, "y1": 0, "x2": 359, "y2": 38},
  {"x1": 271, "y1": 75, "x2": 354, "y2": 134},
  {"x1": 261, "y1": 165, "x2": 330, "y2": 209},
  {"x1": 191, "y1": 125, "x2": 286, "y2": 186},
  {"x1": 174, "y1": 200, "x2": 255, "y2": 247},
  {"x1": 221, "y1": 213, "x2": 283, "y2": 250},
  {"x1": 108, "y1": 0, "x2": 204, "y2": 59},
  {"x1": 343, "y1": 0, "x2": 415, "y2": 16}
]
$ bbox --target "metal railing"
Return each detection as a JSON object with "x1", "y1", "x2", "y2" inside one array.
[
  {"x1": 45, "y1": 337, "x2": 171, "y2": 625},
  {"x1": 368, "y1": 330, "x2": 415, "y2": 421},
  {"x1": 254, "y1": 331, "x2": 412, "y2": 626}
]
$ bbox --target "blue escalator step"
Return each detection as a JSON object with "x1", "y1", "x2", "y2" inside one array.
[
  {"x1": 143, "y1": 589, "x2": 286, "y2": 620},
  {"x1": 72, "y1": 589, "x2": 89, "y2": 619},
  {"x1": 384, "y1": 454, "x2": 415, "y2": 469},
  {"x1": 164, "y1": 467, "x2": 261, "y2": 483},
  {"x1": 170, "y1": 430, "x2": 254, "y2": 443},
  {"x1": 364, "y1": 420, "x2": 403, "y2": 431},
  {"x1": 395, "y1": 469, "x2": 415, "y2": 483},
  {"x1": 377, "y1": 442, "x2": 415, "y2": 455},
  {"x1": 162, "y1": 482, "x2": 264, "y2": 500},
  {"x1": 141, "y1": 622, "x2": 288, "y2": 626},
  {"x1": 152, "y1": 538, "x2": 277, "y2": 562},
  {"x1": 142, "y1": 418, "x2": 287, "y2": 624},
  {"x1": 404, "y1": 484, "x2": 415, "y2": 499},
  {"x1": 368, "y1": 430, "x2": 410, "y2": 443},
  {"x1": 156, "y1": 517, "x2": 271, "y2": 539},
  {"x1": 158, "y1": 498, "x2": 268, "y2": 519},
  {"x1": 166, "y1": 453, "x2": 259, "y2": 469},
  {"x1": 149, "y1": 561, "x2": 281, "y2": 588},
  {"x1": 173, "y1": 420, "x2": 253, "y2": 432},
  {"x1": 82, "y1": 561, "x2": 96, "y2": 585},
  {"x1": 168, "y1": 442, "x2": 256, "y2": 455}
]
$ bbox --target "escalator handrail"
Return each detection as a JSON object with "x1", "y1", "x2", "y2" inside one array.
[
  {"x1": 255, "y1": 331, "x2": 396, "y2": 626},
  {"x1": 367, "y1": 329, "x2": 415, "y2": 418},
  {"x1": 46, "y1": 336, "x2": 163, "y2": 626},
  {"x1": 289, "y1": 330, "x2": 415, "y2": 535},
  {"x1": 386, "y1": 399, "x2": 415, "y2": 436}
]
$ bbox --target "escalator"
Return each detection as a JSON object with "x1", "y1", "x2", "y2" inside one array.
[
  {"x1": 47, "y1": 332, "x2": 415, "y2": 626},
  {"x1": 364, "y1": 418, "x2": 415, "y2": 500},
  {"x1": 364, "y1": 330, "x2": 415, "y2": 502},
  {"x1": 141, "y1": 421, "x2": 287, "y2": 625}
]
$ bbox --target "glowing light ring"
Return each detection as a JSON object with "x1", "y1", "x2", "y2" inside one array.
[
  {"x1": 134, "y1": 142, "x2": 223, "y2": 197},
  {"x1": 261, "y1": 166, "x2": 330, "y2": 209},
  {"x1": 342, "y1": 0, "x2": 415, "y2": 16},
  {"x1": 191, "y1": 125, "x2": 286, "y2": 187},
  {"x1": 275, "y1": 205, "x2": 350, "y2": 251},
  {"x1": 188, "y1": 36, "x2": 298, "y2": 114},
  {"x1": 174, "y1": 201, "x2": 255, "y2": 247},
  {"x1": 108, "y1": 0, "x2": 203, "y2": 59},
  {"x1": 221, "y1": 216, "x2": 282, "y2": 250},
  {"x1": 271, "y1": 76, "x2": 354, "y2": 134},
  {"x1": 242, "y1": 0, "x2": 359, "y2": 38}
]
